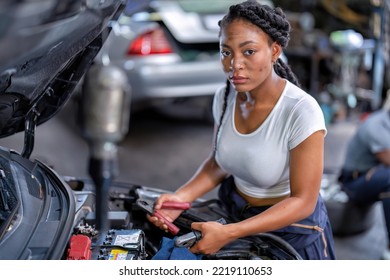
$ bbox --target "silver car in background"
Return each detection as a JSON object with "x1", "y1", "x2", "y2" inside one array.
[{"x1": 91, "y1": 0, "x2": 273, "y2": 120}]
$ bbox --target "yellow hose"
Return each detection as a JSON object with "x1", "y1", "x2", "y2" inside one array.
[{"x1": 320, "y1": 0, "x2": 368, "y2": 25}]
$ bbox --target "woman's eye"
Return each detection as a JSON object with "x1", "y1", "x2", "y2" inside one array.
[
  {"x1": 244, "y1": 49, "x2": 255, "y2": 56},
  {"x1": 220, "y1": 50, "x2": 231, "y2": 57}
]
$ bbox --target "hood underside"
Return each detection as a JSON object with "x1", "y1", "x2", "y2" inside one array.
[{"x1": 0, "y1": 0, "x2": 125, "y2": 138}]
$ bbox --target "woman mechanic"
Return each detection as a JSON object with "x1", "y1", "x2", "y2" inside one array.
[{"x1": 148, "y1": 0, "x2": 336, "y2": 260}]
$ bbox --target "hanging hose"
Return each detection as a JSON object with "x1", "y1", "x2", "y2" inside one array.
[{"x1": 320, "y1": 0, "x2": 368, "y2": 26}]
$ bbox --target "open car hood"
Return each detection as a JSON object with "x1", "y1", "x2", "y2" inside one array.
[{"x1": 0, "y1": 0, "x2": 126, "y2": 138}]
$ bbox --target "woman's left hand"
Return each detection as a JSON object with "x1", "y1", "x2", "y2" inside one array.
[{"x1": 189, "y1": 221, "x2": 234, "y2": 255}]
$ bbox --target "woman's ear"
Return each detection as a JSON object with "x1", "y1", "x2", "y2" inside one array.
[{"x1": 272, "y1": 43, "x2": 282, "y2": 61}]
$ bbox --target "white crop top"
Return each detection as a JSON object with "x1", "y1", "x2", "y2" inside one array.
[{"x1": 213, "y1": 80, "x2": 327, "y2": 198}]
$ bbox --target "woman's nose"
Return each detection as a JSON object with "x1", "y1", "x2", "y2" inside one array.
[{"x1": 230, "y1": 57, "x2": 243, "y2": 70}]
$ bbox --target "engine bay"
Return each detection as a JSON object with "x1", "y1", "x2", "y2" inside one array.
[{"x1": 63, "y1": 176, "x2": 302, "y2": 260}]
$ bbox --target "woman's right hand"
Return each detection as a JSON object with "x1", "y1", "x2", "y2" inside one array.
[
  {"x1": 146, "y1": 193, "x2": 186, "y2": 232},
  {"x1": 146, "y1": 154, "x2": 226, "y2": 232}
]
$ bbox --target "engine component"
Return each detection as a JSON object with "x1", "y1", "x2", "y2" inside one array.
[
  {"x1": 92, "y1": 229, "x2": 146, "y2": 260},
  {"x1": 67, "y1": 235, "x2": 92, "y2": 260}
]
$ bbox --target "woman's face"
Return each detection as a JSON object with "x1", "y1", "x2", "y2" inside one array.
[{"x1": 219, "y1": 19, "x2": 280, "y2": 93}]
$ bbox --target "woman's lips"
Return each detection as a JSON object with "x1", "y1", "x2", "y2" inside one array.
[{"x1": 230, "y1": 76, "x2": 248, "y2": 84}]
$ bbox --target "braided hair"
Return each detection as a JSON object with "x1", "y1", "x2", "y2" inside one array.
[{"x1": 213, "y1": 0, "x2": 299, "y2": 154}]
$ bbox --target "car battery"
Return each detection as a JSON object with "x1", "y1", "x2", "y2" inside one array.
[{"x1": 92, "y1": 229, "x2": 146, "y2": 260}]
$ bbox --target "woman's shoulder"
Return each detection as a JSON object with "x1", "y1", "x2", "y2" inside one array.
[
  {"x1": 213, "y1": 84, "x2": 236, "y2": 107},
  {"x1": 214, "y1": 85, "x2": 226, "y2": 101},
  {"x1": 284, "y1": 81, "x2": 311, "y2": 99},
  {"x1": 214, "y1": 84, "x2": 235, "y2": 99},
  {"x1": 283, "y1": 81, "x2": 321, "y2": 109}
]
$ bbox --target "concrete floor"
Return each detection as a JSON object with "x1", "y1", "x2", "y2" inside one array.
[{"x1": 0, "y1": 99, "x2": 387, "y2": 260}]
